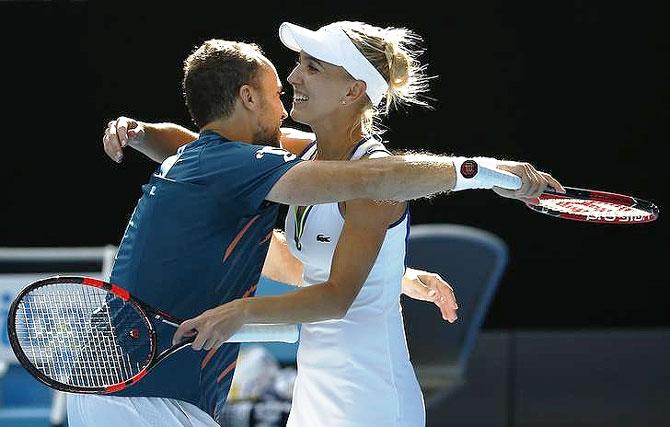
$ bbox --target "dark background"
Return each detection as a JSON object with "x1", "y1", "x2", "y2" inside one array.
[{"x1": 1, "y1": 1, "x2": 667, "y2": 330}]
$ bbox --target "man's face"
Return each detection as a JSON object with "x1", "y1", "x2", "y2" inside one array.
[{"x1": 251, "y1": 62, "x2": 288, "y2": 147}]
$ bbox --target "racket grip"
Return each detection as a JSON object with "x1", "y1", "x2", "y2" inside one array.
[
  {"x1": 227, "y1": 323, "x2": 299, "y2": 343},
  {"x1": 490, "y1": 168, "x2": 523, "y2": 190}
]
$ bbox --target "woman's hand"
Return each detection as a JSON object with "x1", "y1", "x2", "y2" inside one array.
[
  {"x1": 172, "y1": 299, "x2": 248, "y2": 351},
  {"x1": 493, "y1": 161, "x2": 565, "y2": 200}
]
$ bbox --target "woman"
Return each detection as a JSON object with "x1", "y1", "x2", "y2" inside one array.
[{"x1": 176, "y1": 21, "x2": 468, "y2": 426}]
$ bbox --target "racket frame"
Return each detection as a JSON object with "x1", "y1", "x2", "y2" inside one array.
[
  {"x1": 7, "y1": 276, "x2": 183, "y2": 394},
  {"x1": 483, "y1": 161, "x2": 659, "y2": 224},
  {"x1": 525, "y1": 187, "x2": 659, "y2": 224}
]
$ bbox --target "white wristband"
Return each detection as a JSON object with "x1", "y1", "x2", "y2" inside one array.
[{"x1": 452, "y1": 157, "x2": 522, "y2": 191}]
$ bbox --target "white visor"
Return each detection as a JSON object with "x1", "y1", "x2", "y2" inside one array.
[{"x1": 279, "y1": 22, "x2": 389, "y2": 106}]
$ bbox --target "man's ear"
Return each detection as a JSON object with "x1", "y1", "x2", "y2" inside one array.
[
  {"x1": 239, "y1": 84, "x2": 258, "y2": 111},
  {"x1": 343, "y1": 80, "x2": 368, "y2": 104}
]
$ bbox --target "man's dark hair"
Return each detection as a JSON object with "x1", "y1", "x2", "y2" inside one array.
[{"x1": 182, "y1": 39, "x2": 266, "y2": 128}]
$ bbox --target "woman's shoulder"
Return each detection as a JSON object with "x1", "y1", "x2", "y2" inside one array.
[{"x1": 353, "y1": 136, "x2": 392, "y2": 160}]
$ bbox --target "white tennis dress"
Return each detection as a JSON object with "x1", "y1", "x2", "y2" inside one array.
[{"x1": 285, "y1": 139, "x2": 425, "y2": 427}]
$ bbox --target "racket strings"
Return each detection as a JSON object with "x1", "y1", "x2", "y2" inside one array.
[
  {"x1": 14, "y1": 283, "x2": 151, "y2": 388},
  {"x1": 537, "y1": 198, "x2": 654, "y2": 220}
]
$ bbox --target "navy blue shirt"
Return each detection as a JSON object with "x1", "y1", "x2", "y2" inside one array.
[{"x1": 110, "y1": 131, "x2": 301, "y2": 422}]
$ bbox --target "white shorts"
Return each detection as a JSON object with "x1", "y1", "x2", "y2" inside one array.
[{"x1": 66, "y1": 394, "x2": 219, "y2": 427}]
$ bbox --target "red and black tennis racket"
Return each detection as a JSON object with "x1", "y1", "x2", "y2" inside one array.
[
  {"x1": 523, "y1": 186, "x2": 659, "y2": 223},
  {"x1": 7, "y1": 276, "x2": 298, "y2": 394},
  {"x1": 481, "y1": 163, "x2": 660, "y2": 224}
]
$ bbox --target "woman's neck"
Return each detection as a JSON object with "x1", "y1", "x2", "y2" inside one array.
[{"x1": 311, "y1": 121, "x2": 364, "y2": 161}]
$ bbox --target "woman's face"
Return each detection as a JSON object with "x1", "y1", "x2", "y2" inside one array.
[{"x1": 286, "y1": 51, "x2": 356, "y2": 127}]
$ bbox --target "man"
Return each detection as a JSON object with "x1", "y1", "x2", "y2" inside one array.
[{"x1": 71, "y1": 39, "x2": 562, "y2": 426}]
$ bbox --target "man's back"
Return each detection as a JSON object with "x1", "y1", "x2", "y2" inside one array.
[{"x1": 109, "y1": 131, "x2": 301, "y2": 421}]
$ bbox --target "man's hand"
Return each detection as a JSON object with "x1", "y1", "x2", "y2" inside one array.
[
  {"x1": 172, "y1": 299, "x2": 247, "y2": 351},
  {"x1": 402, "y1": 267, "x2": 458, "y2": 323},
  {"x1": 102, "y1": 116, "x2": 146, "y2": 163},
  {"x1": 493, "y1": 161, "x2": 565, "y2": 200}
]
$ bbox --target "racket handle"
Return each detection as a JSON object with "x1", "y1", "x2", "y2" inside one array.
[
  {"x1": 489, "y1": 168, "x2": 522, "y2": 190},
  {"x1": 227, "y1": 323, "x2": 299, "y2": 343}
]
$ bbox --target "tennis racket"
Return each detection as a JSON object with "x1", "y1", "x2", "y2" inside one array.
[
  {"x1": 473, "y1": 160, "x2": 660, "y2": 224},
  {"x1": 7, "y1": 275, "x2": 299, "y2": 394}
]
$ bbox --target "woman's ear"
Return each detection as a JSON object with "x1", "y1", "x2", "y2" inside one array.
[{"x1": 343, "y1": 80, "x2": 368, "y2": 104}]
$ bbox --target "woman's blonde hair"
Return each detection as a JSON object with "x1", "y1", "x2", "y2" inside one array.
[{"x1": 338, "y1": 21, "x2": 433, "y2": 135}]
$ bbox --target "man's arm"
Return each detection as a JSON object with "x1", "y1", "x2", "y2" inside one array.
[
  {"x1": 261, "y1": 230, "x2": 304, "y2": 286},
  {"x1": 104, "y1": 118, "x2": 314, "y2": 163},
  {"x1": 134, "y1": 122, "x2": 197, "y2": 162},
  {"x1": 103, "y1": 117, "x2": 197, "y2": 163},
  {"x1": 279, "y1": 127, "x2": 315, "y2": 155}
]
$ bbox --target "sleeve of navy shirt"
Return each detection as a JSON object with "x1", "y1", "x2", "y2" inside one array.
[{"x1": 199, "y1": 142, "x2": 302, "y2": 213}]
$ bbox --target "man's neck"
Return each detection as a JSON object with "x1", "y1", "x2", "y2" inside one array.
[{"x1": 201, "y1": 117, "x2": 253, "y2": 144}]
